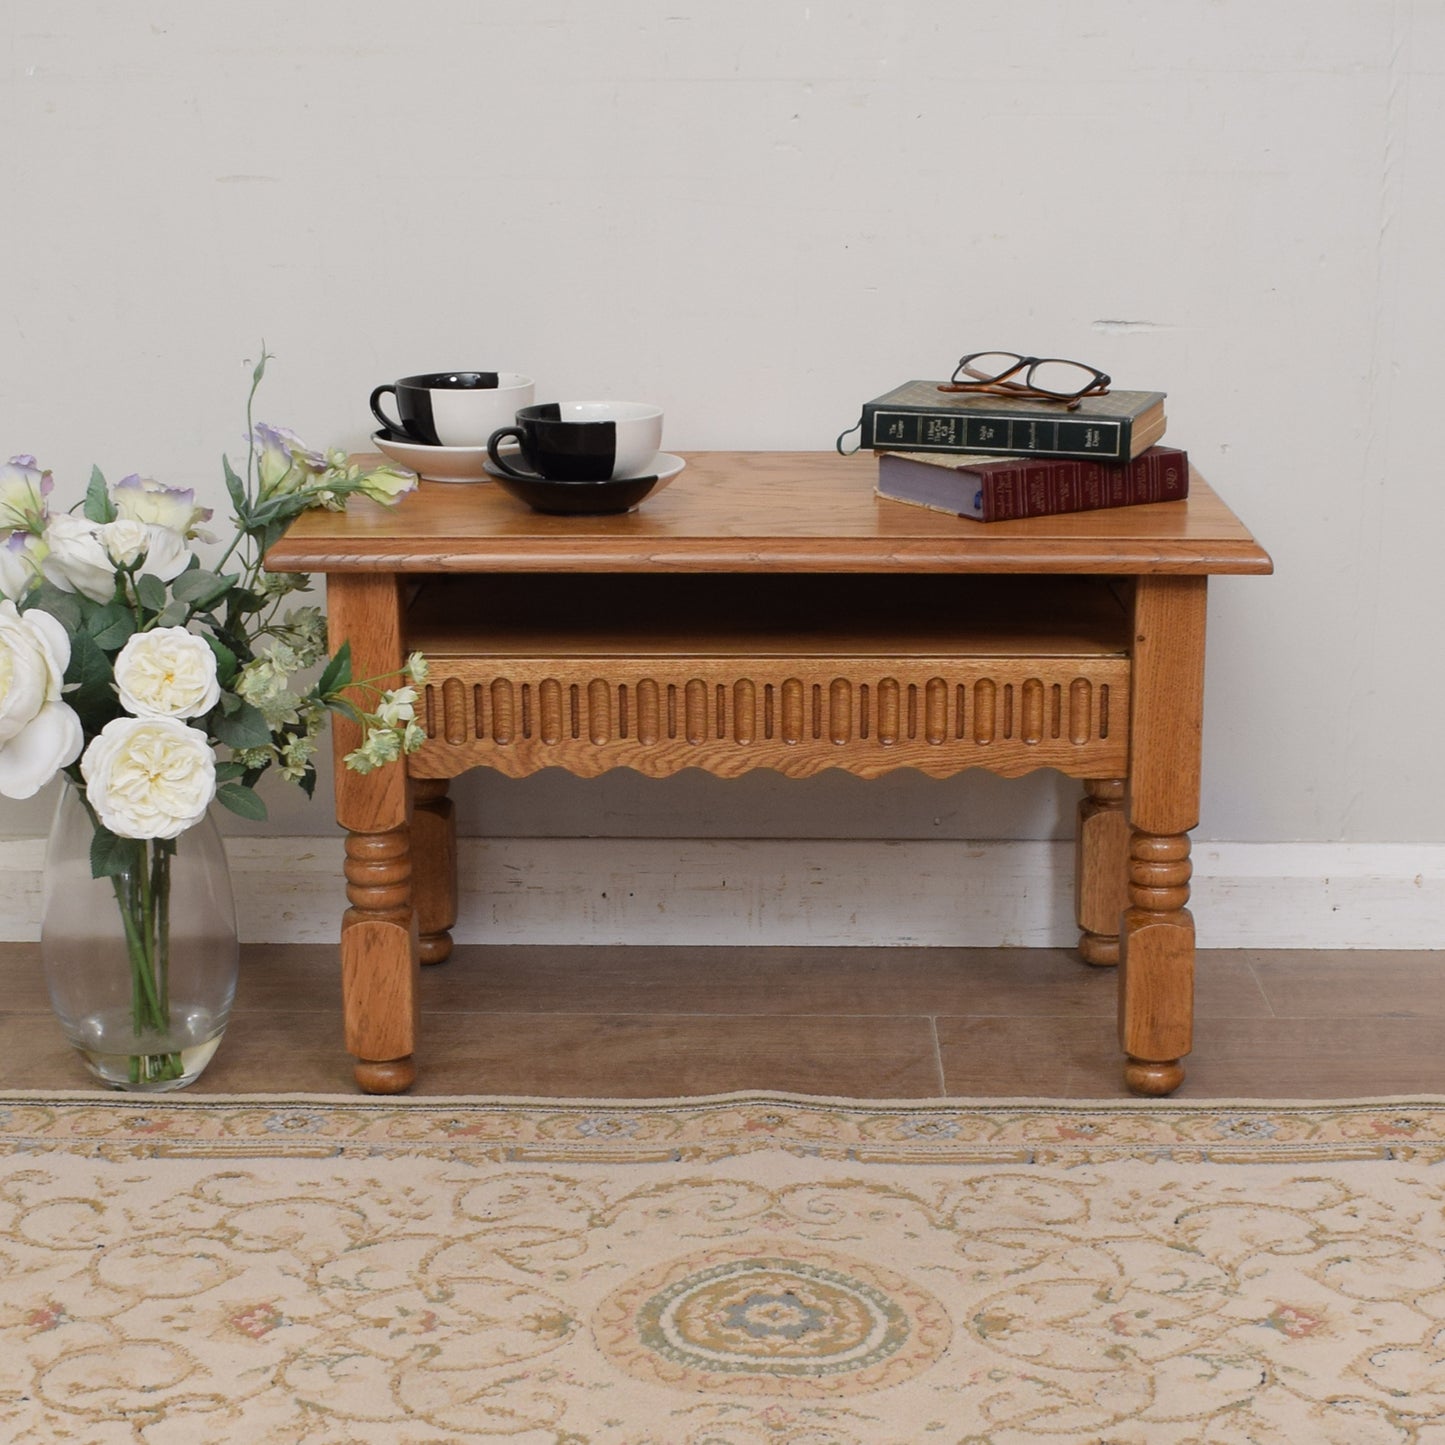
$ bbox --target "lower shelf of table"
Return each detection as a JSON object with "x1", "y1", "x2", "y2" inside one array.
[{"x1": 406, "y1": 573, "x2": 1133, "y2": 780}]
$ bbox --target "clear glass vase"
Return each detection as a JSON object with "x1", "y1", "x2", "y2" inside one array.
[{"x1": 41, "y1": 781, "x2": 239, "y2": 1091}]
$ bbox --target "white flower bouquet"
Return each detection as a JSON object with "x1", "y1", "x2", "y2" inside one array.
[{"x1": 0, "y1": 351, "x2": 425, "y2": 1084}]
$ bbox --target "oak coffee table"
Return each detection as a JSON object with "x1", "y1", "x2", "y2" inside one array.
[{"x1": 265, "y1": 451, "x2": 1272, "y2": 1096}]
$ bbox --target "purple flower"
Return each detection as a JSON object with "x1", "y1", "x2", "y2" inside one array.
[
  {"x1": 0, "y1": 455, "x2": 52, "y2": 533},
  {"x1": 0, "y1": 529, "x2": 45, "y2": 602},
  {"x1": 111, "y1": 474, "x2": 214, "y2": 538},
  {"x1": 250, "y1": 422, "x2": 329, "y2": 500}
]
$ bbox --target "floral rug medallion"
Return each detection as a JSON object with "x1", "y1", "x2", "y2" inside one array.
[{"x1": 595, "y1": 1240, "x2": 951, "y2": 1396}]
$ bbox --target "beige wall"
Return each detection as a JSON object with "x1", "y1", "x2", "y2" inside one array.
[{"x1": 3, "y1": 1, "x2": 1442, "y2": 848}]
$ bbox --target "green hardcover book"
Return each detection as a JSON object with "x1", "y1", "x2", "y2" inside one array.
[{"x1": 857, "y1": 380, "x2": 1167, "y2": 463}]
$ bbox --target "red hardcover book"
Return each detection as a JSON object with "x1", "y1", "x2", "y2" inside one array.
[{"x1": 875, "y1": 446, "x2": 1190, "y2": 522}]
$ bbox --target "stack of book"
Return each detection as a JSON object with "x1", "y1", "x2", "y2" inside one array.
[{"x1": 855, "y1": 379, "x2": 1188, "y2": 522}]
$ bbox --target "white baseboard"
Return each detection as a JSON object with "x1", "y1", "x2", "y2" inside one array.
[{"x1": 3, "y1": 836, "x2": 1443, "y2": 950}]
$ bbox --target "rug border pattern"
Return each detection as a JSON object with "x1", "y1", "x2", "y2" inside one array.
[{"x1": 2, "y1": 1091, "x2": 1444, "y2": 1164}]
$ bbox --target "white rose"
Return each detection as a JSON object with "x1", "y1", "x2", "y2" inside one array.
[
  {"x1": 113, "y1": 627, "x2": 221, "y2": 719},
  {"x1": 80, "y1": 715, "x2": 217, "y2": 839},
  {"x1": 100, "y1": 518, "x2": 192, "y2": 582},
  {"x1": 0, "y1": 599, "x2": 85, "y2": 798},
  {"x1": 99, "y1": 518, "x2": 149, "y2": 568},
  {"x1": 41, "y1": 513, "x2": 118, "y2": 603}
]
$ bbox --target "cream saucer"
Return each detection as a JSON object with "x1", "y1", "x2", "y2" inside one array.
[{"x1": 371, "y1": 430, "x2": 497, "y2": 484}]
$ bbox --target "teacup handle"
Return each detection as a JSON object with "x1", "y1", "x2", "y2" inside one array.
[
  {"x1": 369, "y1": 384, "x2": 404, "y2": 437},
  {"x1": 487, "y1": 427, "x2": 537, "y2": 479}
]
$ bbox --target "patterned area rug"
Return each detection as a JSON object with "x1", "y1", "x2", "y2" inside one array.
[{"x1": 2, "y1": 1092, "x2": 1444, "y2": 1443}]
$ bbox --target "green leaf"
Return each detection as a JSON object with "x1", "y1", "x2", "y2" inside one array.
[
  {"x1": 82, "y1": 466, "x2": 116, "y2": 524},
  {"x1": 296, "y1": 765, "x2": 318, "y2": 799},
  {"x1": 170, "y1": 568, "x2": 235, "y2": 609},
  {"x1": 326, "y1": 696, "x2": 365, "y2": 726},
  {"x1": 135, "y1": 573, "x2": 168, "y2": 613},
  {"x1": 216, "y1": 782, "x2": 268, "y2": 822},
  {"x1": 315, "y1": 640, "x2": 351, "y2": 698},
  {"x1": 64, "y1": 629, "x2": 120, "y2": 723},
  {"x1": 213, "y1": 760, "x2": 247, "y2": 781},
  {"x1": 89, "y1": 825, "x2": 141, "y2": 881},
  {"x1": 205, "y1": 634, "x2": 239, "y2": 686},
  {"x1": 155, "y1": 599, "x2": 191, "y2": 627},
  {"x1": 20, "y1": 581, "x2": 83, "y2": 631},
  {"x1": 225, "y1": 587, "x2": 269, "y2": 616},
  {"x1": 244, "y1": 493, "x2": 305, "y2": 527},
  {"x1": 86, "y1": 602, "x2": 135, "y2": 651},
  {"x1": 211, "y1": 698, "x2": 272, "y2": 749},
  {"x1": 260, "y1": 519, "x2": 295, "y2": 556},
  {"x1": 223, "y1": 453, "x2": 248, "y2": 517}
]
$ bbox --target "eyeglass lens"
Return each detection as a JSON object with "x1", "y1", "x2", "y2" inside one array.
[
  {"x1": 956, "y1": 353, "x2": 1104, "y2": 398},
  {"x1": 959, "y1": 352, "x2": 1028, "y2": 383},
  {"x1": 1023, "y1": 359, "x2": 1103, "y2": 395}
]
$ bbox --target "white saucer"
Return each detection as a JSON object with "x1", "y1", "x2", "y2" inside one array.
[
  {"x1": 480, "y1": 451, "x2": 687, "y2": 487},
  {"x1": 637, "y1": 452, "x2": 686, "y2": 487},
  {"x1": 371, "y1": 430, "x2": 496, "y2": 484}
]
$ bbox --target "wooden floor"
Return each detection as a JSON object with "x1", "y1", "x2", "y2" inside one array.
[{"x1": 1, "y1": 942, "x2": 1441, "y2": 1098}]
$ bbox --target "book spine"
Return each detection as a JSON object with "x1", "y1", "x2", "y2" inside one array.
[
  {"x1": 980, "y1": 450, "x2": 1188, "y2": 521},
  {"x1": 862, "y1": 402, "x2": 1132, "y2": 462}
]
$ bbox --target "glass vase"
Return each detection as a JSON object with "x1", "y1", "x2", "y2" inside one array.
[{"x1": 41, "y1": 780, "x2": 239, "y2": 1091}]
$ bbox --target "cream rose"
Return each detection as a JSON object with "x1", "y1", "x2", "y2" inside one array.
[
  {"x1": 113, "y1": 627, "x2": 221, "y2": 720},
  {"x1": 98, "y1": 517, "x2": 149, "y2": 569},
  {"x1": 100, "y1": 518, "x2": 192, "y2": 582},
  {"x1": 80, "y1": 715, "x2": 217, "y2": 839},
  {"x1": 0, "y1": 600, "x2": 84, "y2": 798}
]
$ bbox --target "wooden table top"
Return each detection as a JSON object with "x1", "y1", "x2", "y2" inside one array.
[{"x1": 264, "y1": 451, "x2": 1273, "y2": 576}]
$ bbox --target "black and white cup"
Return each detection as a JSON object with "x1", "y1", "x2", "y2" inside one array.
[
  {"x1": 370, "y1": 371, "x2": 534, "y2": 448},
  {"x1": 486, "y1": 401, "x2": 664, "y2": 482}
]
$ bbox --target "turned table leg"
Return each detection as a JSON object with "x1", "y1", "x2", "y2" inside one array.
[
  {"x1": 410, "y1": 777, "x2": 458, "y2": 965},
  {"x1": 1120, "y1": 829, "x2": 1194, "y2": 1096},
  {"x1": 330, "y1": 573, "x2": 420, "y2": 1093},
  {"x1": 1119, "y1": 576, "x2": 1208, "y2": 1097},
  {"x1": 342, "y1": 825, "x2": 420, "y2": 1093},
  {"x1": 1075, "y1": 778, "x2": 1128, "y2": 966}
]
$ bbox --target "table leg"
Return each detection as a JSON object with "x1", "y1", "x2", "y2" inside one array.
[
  {"x1": 342, "y1": 826, "x2": 420, "y2": 1093},
  {"x1": 411, "y1": 777, "x2": 457, "y2": 964},
  {"x1": 1119, "y1": 576, "x2": 1207, "y2": 1097},
  {"x1": 1075, "y1": 778, "x2": 1128, "y2": 966},
  {"x1": 329, "y1": 573, "x2": 420, "y2": 1093}
]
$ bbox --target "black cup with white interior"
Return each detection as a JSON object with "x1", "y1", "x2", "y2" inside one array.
[
  {"x1": 369, "y1": 372, "x2": 534, "y2": 448},
  {"x1": 486, "y1": 401, "x2": 663, "y2": 482}
]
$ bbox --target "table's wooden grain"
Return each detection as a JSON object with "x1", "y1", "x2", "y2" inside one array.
[
  {"x1": 266, "y1": 451, "x2": 1273, "y2": 575},
  {"x1": 267, "y1": 451, "x2": 1271, "y2": 1097}
]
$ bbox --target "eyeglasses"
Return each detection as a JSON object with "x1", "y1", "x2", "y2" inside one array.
[{"x1": 937, "y1": 352, "x2": 1111, "y2": 410}]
